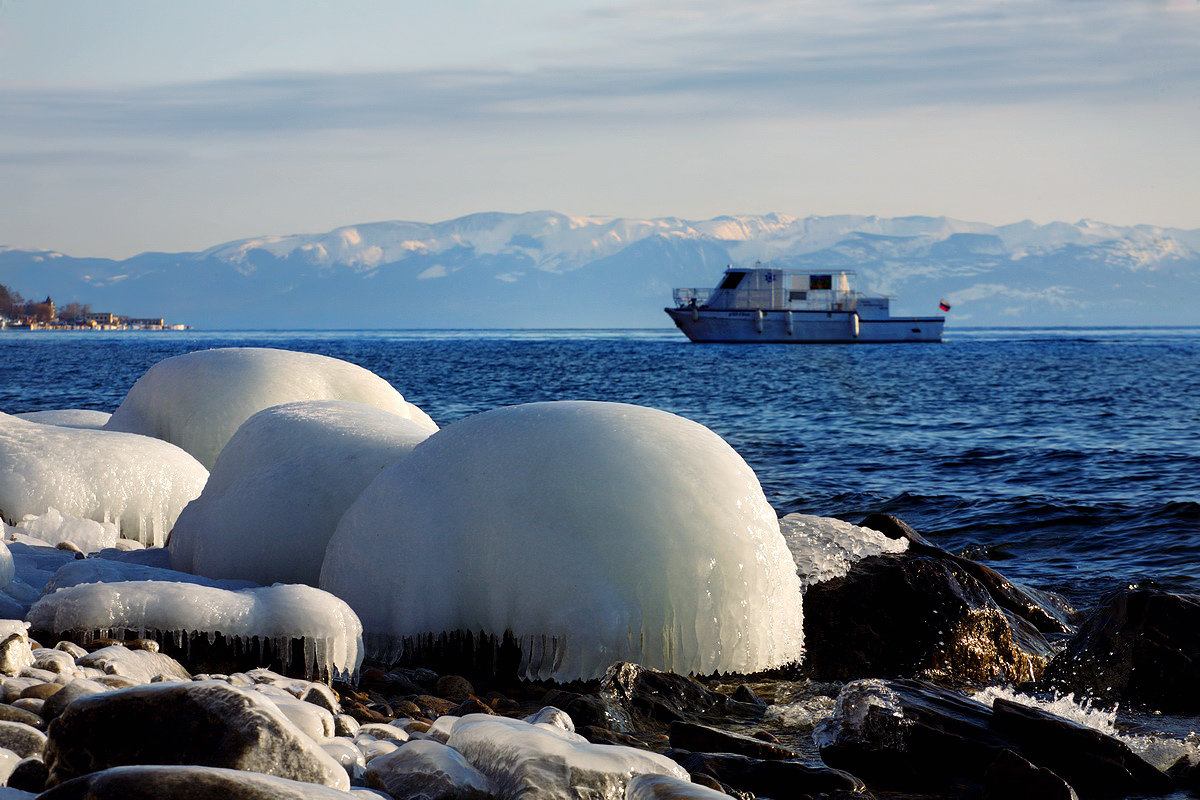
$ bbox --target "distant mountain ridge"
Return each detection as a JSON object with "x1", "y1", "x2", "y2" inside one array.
[{"x1": 3, "y1": 212, "x2": 1198, "y2": 328}]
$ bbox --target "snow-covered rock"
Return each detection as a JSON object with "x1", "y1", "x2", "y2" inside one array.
[
  {"x1": 104, "y1": 348, "x2": 437, "y2": 469},
  {"x1": 28, "y1": 582, "x2": 363, "y2": 681},
  {"x1": 321, "y1": 401, "x2": 804, "y2": 681},
  {"x1": 447, "y1": 713, "x2": 688, "y2": 800},
  {"x1": 0, "y1": 412, "x2": 208, "y2": 546},
  {"x1": 779, "y1": 513, "x2": 909, "y2": 590},
  {"x1": 626, "y1": 773, "x2": 728, "y2": 800},
  {"x1": 169, "y1": 401, "x2": 433, "y2": 586},
  {"x1": 13, "y1": 409, "x2": 110, "y2": 430}
]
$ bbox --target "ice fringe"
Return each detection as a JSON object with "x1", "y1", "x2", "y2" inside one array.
[
  {"x1": 778, "y1": 513, "x2": 909, "y2": 590},
  {"x1": 26, "y1": 581, "x2": 363, "y2": 681},
  {"x1": 104, "y1": 347, "x2": 437, "y2": 469},
  {"x1": 321, "y1": 401, "x2": 805, "y2": 681}
]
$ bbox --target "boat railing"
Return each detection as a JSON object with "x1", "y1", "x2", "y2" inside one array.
[{"x1": 672, "y1": 288, "x2": 711, "y2": 307}]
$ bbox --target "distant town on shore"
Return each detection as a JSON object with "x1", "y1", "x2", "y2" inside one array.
[{"x1": 0, "y1": 283, "x2": 186, "y2": 331}]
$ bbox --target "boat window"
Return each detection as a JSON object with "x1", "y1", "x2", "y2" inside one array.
[
  {"x1": 718, "y1": 272, "x2": 746, "y2": 291},
  {"x1": 810, "y1": 274, "x2": 832, "y2": 290},
  {"x1": 789, "y1": 291, "x2": 807, "y2": 301}
]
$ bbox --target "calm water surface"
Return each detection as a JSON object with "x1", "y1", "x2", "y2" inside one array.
[{"x1": 2, "y1": 326, "x2": 1197, "y2": 609}]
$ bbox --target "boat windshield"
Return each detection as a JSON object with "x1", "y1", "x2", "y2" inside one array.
[{"x1": 718, "y1": 272, "x2": 746, "y2": 291}]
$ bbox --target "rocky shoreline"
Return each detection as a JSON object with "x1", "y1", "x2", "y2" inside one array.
[{"x1": 0, "y1": 513, "x2": 1193, "y2": 800}]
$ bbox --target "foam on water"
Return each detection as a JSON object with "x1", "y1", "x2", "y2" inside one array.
[
  {"x1": 169, "y1": 400, "x2": 433, "y2": 586},
  {"x1": 0, "y1": 411, "x2": 208, "y2": 545},
  {"x1": 320, "y1": 401, "x2": 805, "y2": 681},
  {"x1": 104, "y1": 347, "x2": 437, "y2": 469},
  {"x1": 27, "y1": 581, "x2": 363, "y2": 680}
]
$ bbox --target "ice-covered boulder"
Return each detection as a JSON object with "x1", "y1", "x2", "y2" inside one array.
[
  {"x1": 14, "y1": 410, "x2": 110, "y2": 430},
  {"x1": 169, "y1": 401, "x2": 433, "y2": 586},
  {"x1": 40, "y1": 558, "x2": 257, "y2": 597},
  {"x1": 28, "y1": 581, "x2": 363, "y2": 681},
  {"x1": 0, "y1": 412, "x2": 208, "y2": 546},
  {"x1": 104, "y1": 347, "x2": 437, "y2": 468},
  {"x1": 778, "y1": 513, "x2": 909, "y2": 590},
  {"x1": 448, "y1": 713, "x2": 688, "y2": 800},
  {"x1": 364, "y1": 739, "x2": 493, "y2": 800},
  {"x1": 320, "y1": 401, "x2": 804, "y2": 681}
]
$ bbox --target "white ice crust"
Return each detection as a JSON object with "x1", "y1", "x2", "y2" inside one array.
[
  {"x1": 169, "y1": 401, "x2": 433, "y2": 586},
  {"x1": 27, "y1": 581, "x2": 364, "y2": 680},
  {"x1": 104, "y1": 347, "x2": 437, "y2": 469},
  {"x1": 320, "y1": 401, "x2": 805, "y2": 681},
  {"x1": 40, "y1": 557, "x2": 258, "y2": 597},
  {"x1": 626, "y1": 773, "x2": 729, "y2": 800},
  {"x1": 15, "y1": 507, "x2": 119, "y2": 553},
  {"x1": 779, "y1": 513, "x2": 909, "y2": 590},
  {"x1": 447, "y1": 713, "x2": 689, "y2": 800},
  {"x1": 14, "y1": 409, "x2": 111, "y2": 430},
  {"x1": 0, "y1": 412, "x2": 209, "y2": 546}
]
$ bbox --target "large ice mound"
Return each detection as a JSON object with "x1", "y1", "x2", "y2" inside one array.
[
  {"x1": 0, "y1": 412, "x2": 209, "y2": 546},
  {"x1": 320, "y1": 401, "x2": 805, "y2": 681},
  {"x1": 169, "y1": 400, "x2": 434, "y2": 586},
  {"x1": 14, "y1": 409, "x2": 111, "y2": 429},
  {"x1": 28, "y1": 581, "x2": 363, "y2": 680},
  {"x1": 105, "y1": 347, "x2": 437, "y2": 468}
]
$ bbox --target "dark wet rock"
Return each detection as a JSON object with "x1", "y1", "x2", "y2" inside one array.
[
  {"x1": 668, "y1": 721, "x2": 802, "y2": 760},
  {"x1": 0, "y1": 702, "x2": 46, "y2": 730},
  {"x1": 984, "y1": 748, "x2": 1078, "y2": 800},
  {"x1": 598, "y1": 662, "x2": 733, "y2": 732},
  {"x1": 300, "y1": 683, "x2": 340, "y2": 715},
  {"x1": 8, "y1": 755, "x2": 48, "y2": 793},
  {"x1": 543, "y1": 691, "x2": 623, "y2": 730},
  {"x1": 435, "y1": 674, "x2": 474, "y2": 701},
  {"x1": 859, "y1": 513, "x2": 1076, "y2": 633},
  {"x1": 41, "y1": 680, "x2": 108, "y2": 721},
  {"x1": 730, "y1": 685, "x2": 766, "y2": 707},
  {"x1": 687, "y1": 772, "x2": 727, "y2": 793},
  {"x1": 815, "y1": 678, "x2": 1171, "y2": 800},
  {"x1": 42, "y1": 680, "x2": 348, "y2": 790},
  {"x1": 38, "y1": 764, "x2": 363, "y2": 799},
  {"x1": 577, "y1": 725, "x2": 651, "y2": 748},
  {"x1": 803, "y1": 553, "x2": 1056, "y2": 684},
  {"x1": 989, "y1": 697, "x2": 1173, "y2": 799},
  {"x1": 1042, "y1": 588, "x2": 1200, "y2": 712},
  {"x1": 668, "y1": 749, "x2": 866, "y2": 799},
  {"x1": 449, "y1": 697, "x2": 496, "y2": 717},
  {"x1": 412, "y1": 694, "x2": 456, "y2": 718},
  {"x1": 0, "y1": 719, "x2": 47, "y2": 758}
]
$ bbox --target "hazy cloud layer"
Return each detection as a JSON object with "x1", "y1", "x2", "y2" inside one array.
[{"x1": 3, "y1": 0, "x2": 1196, "y2": 141}]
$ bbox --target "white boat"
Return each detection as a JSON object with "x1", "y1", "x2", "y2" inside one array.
[{"x1": 665, "y1": 266, "x2": 945, "y2": 343}]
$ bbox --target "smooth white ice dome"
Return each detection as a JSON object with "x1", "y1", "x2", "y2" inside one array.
[
  {"x1": 14, "y1": 409, "x2": 111, "y2": 430},
  {"x1": 0, "y1": 412, "x2": 209, "y2": 546},
  {"x1": 169, "y1": 400, "x2": 435, "y2": 586},
  {"x1": 105, "y1": 347, "x2": 437, "y2": 468},
  {"x1": 320, "y1": 400, "x2": 805, "y2": 681}
]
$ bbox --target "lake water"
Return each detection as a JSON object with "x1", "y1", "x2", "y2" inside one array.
[{"x1": 2, "y1": 326, "x2": 1197, "y2": 609}]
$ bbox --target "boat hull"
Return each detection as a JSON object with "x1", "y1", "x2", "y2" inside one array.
[{"x1": 664, "y1": 308, "x2": 944, "y2": 343}]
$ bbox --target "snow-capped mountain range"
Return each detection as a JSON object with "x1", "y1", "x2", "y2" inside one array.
[{"x1": 3, "y1": 212, "x2": 1198, "y2": 328}]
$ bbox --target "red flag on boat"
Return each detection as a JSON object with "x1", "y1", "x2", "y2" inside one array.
[{"x1": 938, "y1": 300, "x2": 952, "y2": 312}]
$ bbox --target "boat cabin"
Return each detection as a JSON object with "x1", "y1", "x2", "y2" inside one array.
[{"x1": 673, "y1": 267, "x2": 892, "y2": 319}]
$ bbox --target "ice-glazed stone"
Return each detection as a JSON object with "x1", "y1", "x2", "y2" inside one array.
[
  {"x1": 448, "y1": 713, "x2": 689, "y2": 800},
  {"x1": 169, "y1": 401, "x2": 433, "y2": 586},
  {"x1": 14, "y1": 410, "x2": 111, "y2": 430},
  {"x1": 779, "y1": 513, "x2": 909, "y2": 590},
  {"x1": 320, "y1": 401, "x2": 805, "y2": 681},
  {"x1": 626, "y1": 773, "x2": 729, "y2": 800},
  {"x1": 104, "y1": 347, "x2": 437, "y2": 469},
  {"x1": 0, "y1": 412, "x2": 208, "y2": 546},
  {"x1": 40, "y1": 558, "x2": 257, "y2": 597},
  {"x1": 42, "y1": 682, "x2": 351, "y2": 791},
  {"x1": 28, "y1": 582, "x2": 363, "y2": 681},
  {"x1": 37, "y1": 764, "x2": 364, "y2": 799},
  {"x1": 364, "y1": 739, "x2": 493, "y2": 800},
  {"x1": 15, "y1": 508, "x2": 119, "y2": 554}
]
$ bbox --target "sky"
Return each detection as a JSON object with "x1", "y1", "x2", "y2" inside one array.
[{"x1": 1, "y1": 0, "x2": 1198, "y2": 259}]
